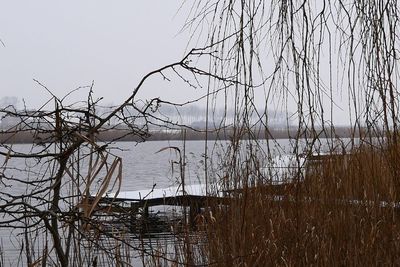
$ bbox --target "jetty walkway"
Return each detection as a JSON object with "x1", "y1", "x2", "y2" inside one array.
[{"x1": 89, "y1": 184, "x2": 231, "y2": 227}]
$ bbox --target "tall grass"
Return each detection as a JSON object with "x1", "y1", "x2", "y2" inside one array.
[{"x1": 186, "y1": 141, "x2": 400, "y2": 266}]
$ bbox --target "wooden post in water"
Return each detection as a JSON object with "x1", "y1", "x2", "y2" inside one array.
[
  {"x1": 143, "y1": 205, "x2": 149, "y2": 218},
  {"x1": 129, "y1": 202, "x2": 137, "y2": 232},
  {"x1": 189, "y1": 202, "x2": 202, "y2": 228}
]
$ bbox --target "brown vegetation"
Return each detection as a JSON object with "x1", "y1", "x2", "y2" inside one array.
[
  {"x1": 0, "y1": 126, "x2": 357, "y2": 144},
  {"x1": 196, "y1": 143, "x2": 400, "y2": 266}
]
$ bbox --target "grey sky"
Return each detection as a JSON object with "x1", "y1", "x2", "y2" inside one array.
[
  {"x1": 0, "y1": 1, "x2": 198, "y2": 108},
  {"x1": 0, "y1": 1, "x2": 353, "y2": 126}
]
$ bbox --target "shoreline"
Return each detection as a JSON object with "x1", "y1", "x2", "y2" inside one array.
[{"x1": 0, "y1": 126, "x2": 360, "y2": 144}]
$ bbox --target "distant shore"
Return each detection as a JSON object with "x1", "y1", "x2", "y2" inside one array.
[{"x1": 0, "y1": 126, "x2": 359, "y2": 144}]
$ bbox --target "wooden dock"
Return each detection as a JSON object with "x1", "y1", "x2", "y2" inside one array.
[
  {"x1": 87, "y1": 153, "x2": 350, "y2": 231},
  {"x1": 89, "y1": 184, "x2": 231, "y2": 229}
]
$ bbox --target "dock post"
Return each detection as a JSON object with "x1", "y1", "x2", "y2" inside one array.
[
  {"x1": 189, "y1": 201, "x2": 202, "y2": 227},
  {"x1": 130, "y1": 202, "x2": 137, "y2": 232},
  {"x1": 143, "y1": 205, "x2": 149, "y2": 219}
]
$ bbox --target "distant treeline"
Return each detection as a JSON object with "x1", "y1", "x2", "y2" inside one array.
[{"x1": 0, "y1": 126, "x2": 363, "y2": 144}]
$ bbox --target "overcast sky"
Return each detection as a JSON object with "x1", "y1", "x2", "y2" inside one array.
[
  {"x1": 0, "y1": 1, "x2": 353, "y2": 126},
  {"x1": 0, "y1": 1, "x2": 201, "y2": 109}
]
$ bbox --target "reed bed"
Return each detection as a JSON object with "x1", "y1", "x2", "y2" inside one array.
[{"x1": 183, "y1": 142, "x2": 400, "y2": 266}]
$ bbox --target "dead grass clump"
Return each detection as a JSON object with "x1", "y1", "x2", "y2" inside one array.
[{"x1": 201, "y1": 144, "x2": 400, "y2": 266}]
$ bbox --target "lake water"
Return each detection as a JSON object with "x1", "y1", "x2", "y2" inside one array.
[{"x1": 0, "y1": 138, "x2": 353, "y2": 266}]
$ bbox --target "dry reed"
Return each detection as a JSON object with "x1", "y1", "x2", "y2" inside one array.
[{"x1": 190, "y1": 142, "x2": 400, "y2": 266}]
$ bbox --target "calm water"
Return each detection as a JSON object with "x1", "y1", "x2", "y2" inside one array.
[
  {"x1": 0, "y1": 138, "x2": 352, "y2": 266},
  {"x1": 111, "y1": 138, "x2": 351, "y2": 191}
]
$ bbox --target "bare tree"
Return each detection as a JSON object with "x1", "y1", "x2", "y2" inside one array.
[{"x1": 0, "y1": 44, "x2": 244, "y2": 265}]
